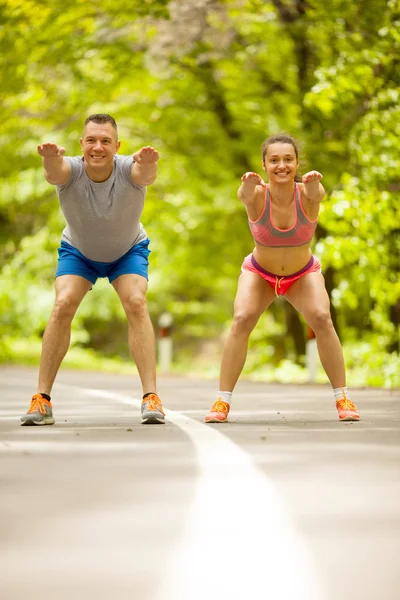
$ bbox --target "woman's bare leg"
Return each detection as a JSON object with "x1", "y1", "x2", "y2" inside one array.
[{"x1": 219, "y1": 271, "x2": 276, "y2": 391}]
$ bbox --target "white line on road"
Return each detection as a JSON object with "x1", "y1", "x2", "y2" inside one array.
[{"x1": 73, "y1": 386, "x2": 325, "y2": 600}]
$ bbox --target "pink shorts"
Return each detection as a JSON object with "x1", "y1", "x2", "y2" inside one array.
[{"x1": 241, "y1": 254, "x2": 322, "y2": 296}]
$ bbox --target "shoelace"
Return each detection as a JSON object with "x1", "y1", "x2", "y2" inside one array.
[
  {"x1": 212, "y1": 399, "x2": 229, "y2": 413},
  {"x1": 337, "y1": 390, "x2": 356, "y2": 411},
  {"x1": 145, "y1": 394, "x2": 165, "y2": 415},
  {"x1": 28, "y1": 394, "x2": 48, "y2": 415}
]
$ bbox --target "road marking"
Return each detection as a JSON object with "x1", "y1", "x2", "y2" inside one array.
[
  {"x1": 71, "y1": 386, "x2": 325, "y2": 600},
  {"x1": 1, "y1": 377, "x2": 324, "y2": 598}
]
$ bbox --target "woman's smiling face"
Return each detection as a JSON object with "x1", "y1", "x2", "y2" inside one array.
[{"x1": 263, "y1": 142, "x2": 298, "y2": 184}]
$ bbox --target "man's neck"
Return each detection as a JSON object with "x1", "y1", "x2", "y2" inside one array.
[{"x1": 84, "y1": 163, "x2": 114, "y2": 183}]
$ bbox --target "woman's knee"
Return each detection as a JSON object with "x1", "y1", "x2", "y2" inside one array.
[
  {"x1": 310, "y1": 309, "x2": 334, "y2": 332},
  {"x1": 231, "y1": 310, "x2": 259, "y2": 334}
]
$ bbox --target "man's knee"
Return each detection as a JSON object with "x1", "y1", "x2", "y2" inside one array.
[
  {"x1": 52, "y1": 294, "x2": 81, "y2": 320},
  {"x1": 121, "y1": 290, "x2": 147, "y2": 317}
]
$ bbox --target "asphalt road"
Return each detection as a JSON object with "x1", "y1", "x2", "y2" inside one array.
[{"x1": 1, "y1": 366, "x2": 399, "y2": 600}]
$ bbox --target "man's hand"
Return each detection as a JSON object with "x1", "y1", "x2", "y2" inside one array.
[
  {"x1": 132, "y1": 146, "x2": 159, "y2": 165},
  {"x1": 38, "y1": 142, "x2": 70, "y2": 185},
  {"x1": 37, "y1": 143, "x2": 66, "y2": 158},
  {"x1": 131, "y1": 146, "x2": 159, "y2": 186}
]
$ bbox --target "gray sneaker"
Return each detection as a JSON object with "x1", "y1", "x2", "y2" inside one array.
[
  {"x1": 21, "y1": 394, "x2": 55, "y2": 426},
  {"x1": 141, "y1": 394, "x2": 165, "y2": 424}
]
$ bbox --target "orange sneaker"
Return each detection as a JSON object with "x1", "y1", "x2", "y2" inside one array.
[
  {"x1": 205, "y1": 398, "x2": 230, "y2": 423},
  {"x1": 21, "y1": 394, "x2": 55, "y2": 426},
  {"x1": 141, "y1": 393, "x2": 165, "y2": 424},
  {"x1": 336, "y1": 390, "x2": 360, "y2": 421}
]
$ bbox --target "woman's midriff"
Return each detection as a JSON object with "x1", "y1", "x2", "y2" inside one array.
[{"x1": 253, "y1": 243, "x2": 313, "y2": 276}]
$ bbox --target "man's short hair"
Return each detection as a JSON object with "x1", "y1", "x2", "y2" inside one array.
[{"x1": 84, "y1": 114, "x2": 118, "y2": 137}]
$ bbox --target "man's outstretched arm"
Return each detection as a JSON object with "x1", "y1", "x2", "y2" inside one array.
[
  {"x1": 131, "y1": 146, "x2": 159, "y2": 186},
  {"x1": 38, "y1": 143, "x2": 71, "y2": 185}
]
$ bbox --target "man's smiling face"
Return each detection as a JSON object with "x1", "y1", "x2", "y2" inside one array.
[{"x1": 80, "y1": 122, "x2": 120, "y2": 176}]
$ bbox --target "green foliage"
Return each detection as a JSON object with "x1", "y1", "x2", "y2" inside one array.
[{"x1": 0, "y1": 0, "x2": 398, "y2": 387}]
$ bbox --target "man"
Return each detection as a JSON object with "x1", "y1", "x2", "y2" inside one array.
[{"x1": 21, "y1": 114, "x2": 165, "y2": 426}]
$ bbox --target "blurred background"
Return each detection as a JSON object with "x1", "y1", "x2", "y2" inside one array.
[{"x1": 0, "y1": 0, "x2": 399, "y2": 387}]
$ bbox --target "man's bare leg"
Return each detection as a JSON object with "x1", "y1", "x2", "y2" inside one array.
[
  {"x1": 127, "y1": 309, "x2": 157, "y2": 393},
  {"x1": 38, "y1": 275, "x2": 92, "y2": 394},
  {"x1": 21, "y1": 275, "x2": 91, "y2": 426},
  {"x1": 113, "y1": 274, "x2": 157, "y2": 394},
  {"x1": 113, "y1": 274, "x2": 164, "y2": 424}
]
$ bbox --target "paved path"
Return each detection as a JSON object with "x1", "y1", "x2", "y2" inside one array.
[{"x1": 1, "y1": 366, "x2": 399, "y2": 600}]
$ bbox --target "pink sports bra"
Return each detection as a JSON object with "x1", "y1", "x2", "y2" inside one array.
[{"x1": 248, "y1": 184, "x2": 318, "y2": 247}]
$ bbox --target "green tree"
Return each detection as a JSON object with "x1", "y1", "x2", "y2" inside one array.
[{"x1": 1, "y1": 0, "x2": 398, "y2": 386}]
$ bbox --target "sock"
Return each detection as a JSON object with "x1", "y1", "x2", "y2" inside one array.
[
  {"x1": 39, "y1": 393, "x2": 51, "y2": 402},
  {"x1": 217, "y1": 391, "x2": 232, "y2": 406},
  {"x1": 143, "y1": 392, "x2": 157, "y2": 400},
  {"x1": 333, "y1": 387, "x2": 348, "y2": 401}
]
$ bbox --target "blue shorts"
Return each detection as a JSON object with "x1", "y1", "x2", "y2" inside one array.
[{"x1": 56, "y1": 239, "x2": 150, "y2": 285}]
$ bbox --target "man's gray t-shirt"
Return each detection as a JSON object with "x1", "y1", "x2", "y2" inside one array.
[{"x1": 56, "y1": 155, "x2": 148, "y2": 262}]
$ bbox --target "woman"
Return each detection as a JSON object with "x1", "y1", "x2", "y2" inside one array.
[{"x1": 205, "y1": 134, "x2": 359, "y2": 423}]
